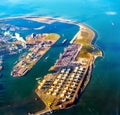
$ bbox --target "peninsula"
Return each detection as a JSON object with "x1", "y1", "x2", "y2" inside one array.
[
  {"x1": 11, "y1": 33, "x2": 60, "y2": 77},
  {"x1": 28, "y1": 17, "x2": 103, "y2": 115}
]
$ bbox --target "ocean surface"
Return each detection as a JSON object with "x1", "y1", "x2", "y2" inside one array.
[{"x1": 0, "y1": 0, "x2": 120, "y2": 115}]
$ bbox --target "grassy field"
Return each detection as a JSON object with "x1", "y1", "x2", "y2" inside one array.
[
  {"x1": 44, "y1": 33, "x2": 60, "y2": 41},
  {"x1": 73, "y1": 25, "x2": 102, "y2": 59}
]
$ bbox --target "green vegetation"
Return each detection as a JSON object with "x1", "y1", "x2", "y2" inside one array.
[
  {"x1": 74, "y1": 26, "x2": 102, "y2": 59},
  {"x1": 82, "y1": 44, "x2": 94, "y2": 53},
  {"x1": 74, "y1": 31, "x2": 94, "y2": 45},
  {"x1": 76, "y1": 45, "x2": 102, "y2": 59},
  {"x1": 45, "y1": 33, "x2": 60, "y2": 40},
  {"x1": 76, "y1": 50, "x2": 91, "y2": 59},
  {"x1": 76, "y1": 44, "x2": 102, "y2": 59},
  {"x1": 92, "y1": 47, "x2": 103, "y2": 57}
]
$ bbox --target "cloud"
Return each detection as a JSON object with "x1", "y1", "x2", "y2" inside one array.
[{"x1": 105, "y1": 11, "x2": 117, "y2": 15}]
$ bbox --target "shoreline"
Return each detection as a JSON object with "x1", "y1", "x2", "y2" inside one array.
[
  {"x1": 79, "y1": 23, "x2": 104, "y2": 59},
  {"x1": 70, "y1": 23, "x2": 103, "y2": 60},
  {"x1": 0, "y1": 15, "x2": 103, "y2": 56},
  {"x1": 25, "y1": 16, "x2": 103, "y2": 58},
  {"x1": 4, "y1": 15, "x2": 103, "y2": 59},
  {"x1": 0, "y1": 16, "x2": 103, "y2": 114}
]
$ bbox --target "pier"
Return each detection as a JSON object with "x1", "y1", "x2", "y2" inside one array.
[{"x1": 11, "y1": 33, "x2": 60, "y2": 77}]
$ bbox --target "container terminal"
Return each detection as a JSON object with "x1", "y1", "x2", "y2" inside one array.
[
  {"x1": 32, "y1": 43, "x2": 94, "y2": 115},
  {"x1": 11, "y1": 33, "x2": 60, "y2": 77}
]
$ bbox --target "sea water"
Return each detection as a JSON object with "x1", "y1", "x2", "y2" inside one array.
[{"x1": 0, "y1": 0, "x2": 120, "y2": 115}]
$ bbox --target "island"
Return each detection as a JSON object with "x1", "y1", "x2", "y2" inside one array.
[{"x1": 27, "y1": 17, "x2": 103, "y2": 115}]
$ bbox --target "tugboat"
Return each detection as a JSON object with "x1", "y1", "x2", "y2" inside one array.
[
  {"x1": 0, "y1": 56, "x2": 3, "y2": 71},
  {"x1": 62, "y1": 39, "x2": 67, "y2": 44},
  {"x1": 45, "y1": 56, "x2": 49, "y2": 60}
]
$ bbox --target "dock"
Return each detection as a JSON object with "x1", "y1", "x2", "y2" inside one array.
[
  {"x1": 11, "y1": 33, "x2": 60, "y2": 77},
  {"x1": 30, "y1": 19, "x2": 102, "y2": 115},
  {"x1": 32, "y1": 43, "x2": 93, "y2": 115}
]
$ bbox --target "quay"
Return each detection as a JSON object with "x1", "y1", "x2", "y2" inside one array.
[
  {"x1": 31, "y1": 40, "x2": 94, "y2": 114},
  {"x1": 32, "y1": 44, "x2": 93, "y2": 115},
  {"x1": 27, "y1": 18, "x2": 103, "y2": 115},
  {"x1": 11, "y1": 33, "x2": 60, "y2": 77}
]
